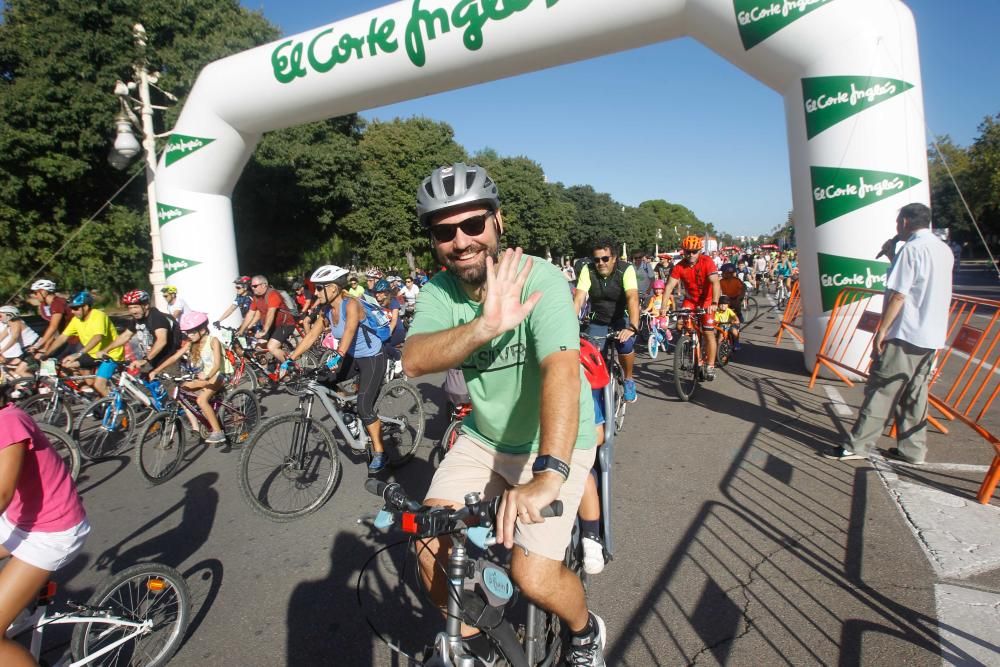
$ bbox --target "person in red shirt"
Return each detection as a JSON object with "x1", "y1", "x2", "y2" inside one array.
[
  {"x1": 26, "y1": 279, "x2": 76, "y2": 358},
  {"x1": 236, "y1": 275, "x2": 296, "y2": 366},
  {"x1": 664, "y1": 236, "x2": 722, "y2": 380}
]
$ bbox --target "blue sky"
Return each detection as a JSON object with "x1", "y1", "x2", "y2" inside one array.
[{"x1": 241, "y1": 0, "x2": 998, "y2": 237}]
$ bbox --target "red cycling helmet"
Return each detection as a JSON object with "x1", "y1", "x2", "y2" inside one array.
[
  {"x1": 234, "y1": 276, "x2": 251, "y2": 287},
  {"x1": 579, "y1": 338, "x2": 610, "y2": 390},
  {"x1": 121, "y1": 289, "x2": 150, "y2": 305}
]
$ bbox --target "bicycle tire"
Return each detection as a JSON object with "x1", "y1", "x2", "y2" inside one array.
[
  {"x1": 38, "y1": 422, "x2": 81, "y2": 482},
  {"x1": 218, "y1": 388, "x2": 261, "y2": 447},
  {"x1": 673, "y1": 335, "x2": 698, "y2": 401},
  {"x1": 231, "y1": 361, "x2": 259, "y2": 393},
  {"x1": 75, "y1": 397, "x2": 136, "y2": 460},
  {"x1": 19, "y1": 393, "x2": 73, "y2": 433},
  {"x1": 718, "y1": 337, "x2": 733, "y2": 368},
  {"x1": 374, "y1": 379, "x2": 424, "y2": 468},
  {"x1": 742, "y1": 296, "x2": 759, "y2": 323},
  {"x1": 431, "y1": 418, "x2": 462, "y2": 469},
  {"x1": 612, "y1": 366, "x2": 626, "y2": 434},
  {"x1": 284, "y1": 350, "x2": 320, "y2": 397},
  {"x1": 239, "y1": 413, "x2": 340, "y2": 521},
  {"x1": 71, "y1": 562, "x2": 191, "y2": 667},
  {"x1": 647, "y1": 332, "x2": 660, "y2": 360},
  {"x1": 134, "y1": 412, "x2": 187, "y2": 485}
]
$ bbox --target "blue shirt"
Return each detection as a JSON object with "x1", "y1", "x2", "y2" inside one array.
[{"x1": 325, "y1": 298, "x2": 381, "y2": 358}]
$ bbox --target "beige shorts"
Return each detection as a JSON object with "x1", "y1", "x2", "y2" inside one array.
[{"x1": 426, "y1": 435, "x2": 596, "y2": 561}]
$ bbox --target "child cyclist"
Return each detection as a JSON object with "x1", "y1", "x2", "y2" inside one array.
[
  {"x1": 0, "y1": 383, "x2": 89, "y2": 666},
  {"x1": 578, "y1": 337, "x2": 610, "y2": 575},
  {"x1": 642, "y1": 279, "x2": 673, "y2": 344},
  {"x1": 715, "y1": 295, "x2": 742, "y2": 351},
  {"x1": 150, "y1": 312, "x2": 231, "y2": 446}
]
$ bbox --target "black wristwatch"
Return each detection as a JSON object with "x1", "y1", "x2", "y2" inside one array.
[{"x1": 532, "y1": 455, "x2": 570, "y2": 481}]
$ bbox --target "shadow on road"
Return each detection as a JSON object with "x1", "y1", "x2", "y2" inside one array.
[
  {"x1": 93, "y1": 471, "x2": 220, "y2": 575},
  {"x1": 603, "y1": 368, "x2": 1000, "y2": 664}
]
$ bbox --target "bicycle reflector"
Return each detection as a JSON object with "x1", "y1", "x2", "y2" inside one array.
[
  {"x1": 146, "y1": 578, "x2": 168, "y2": 593},
  {"x1": 401, "y1": 512, "x2": 419, "y2": 534}
]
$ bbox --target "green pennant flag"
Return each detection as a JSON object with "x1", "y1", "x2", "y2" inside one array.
[
  {"x1": 165, "y1": 134, "x2": 215, "y2": 167},
  {"x1": 156, "y1": 203, "x2": 195, "y2": 228},
  {"x1": 802, "y1": 76, "x2": 914, "y2": 139},
  {"x1": 734, "y1": 0, "x2": 836, "y2": 50},
  {"x1": 811, "y1": 166, "x2": 921, "y2": 227},
  {"x1": 162, "y1": 253, "x2": 201, "y2": 278},
  {"x1": 817, "y1": 253, "x2": 888, "y2": 311}
]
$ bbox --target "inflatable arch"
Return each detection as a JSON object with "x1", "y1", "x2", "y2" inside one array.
[{"x1": 157, "y1": 0, "x2": 927, "y2": 369}]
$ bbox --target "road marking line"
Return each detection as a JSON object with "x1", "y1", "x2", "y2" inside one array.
[{"x1": 822, "y1": 385, "x2": 853, "y2": 417}]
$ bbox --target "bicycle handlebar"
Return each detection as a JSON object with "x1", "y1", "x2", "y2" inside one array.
[
  {"x1": 668, "y1": 308, "x2": 707, "y2": 316},
  {"x1": 365, "y1": 479, "x2": 562, "y2": 538}
]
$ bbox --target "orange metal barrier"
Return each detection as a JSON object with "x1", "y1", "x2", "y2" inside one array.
[
  {"x1": 807, "y1": 287, "x2": 883, "y2": 389},
  {"x1": 924, "y1": 294, "x2": 1000, "y2": 503},
  {"x1": 775, "y1": 280, "x2": 803, "y2": 345}
]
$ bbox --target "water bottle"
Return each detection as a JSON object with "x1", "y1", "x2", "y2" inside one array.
[
  {"x1": 147, "y1": 379, "x2": 167, "y2": 410},
  {"x1": 344, "y1": 412, "x2": 362, "y2": 439}
]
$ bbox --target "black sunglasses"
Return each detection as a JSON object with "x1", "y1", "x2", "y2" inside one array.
[
  {"x1": 682, "y1": 249, "x2": 699, "y2": 255},
  {"x1": 593, "y1": 255, "x2": 612, "y2": 263},
  {"x1": 429, "y1": 212, "x2": 493, "y2": 243}
]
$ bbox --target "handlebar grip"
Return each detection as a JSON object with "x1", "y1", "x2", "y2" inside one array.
[
  {"x1": 540, "y1": 500, "x2": 563, "y2": 518},
  {"x1": 365, "y1": 479, "x2": 421, "y2": 511},
  {"x1": 364, "y1": 478, "x2": 388, "y2": 497}
]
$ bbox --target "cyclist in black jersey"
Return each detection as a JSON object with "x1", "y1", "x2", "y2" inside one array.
[{"x1": 573, "y1": 239, "x2": 641, "y2": 403}]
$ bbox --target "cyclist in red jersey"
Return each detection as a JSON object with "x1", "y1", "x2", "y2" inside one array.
[
  {"x1": 664, "y1": 236, "x2": 722, "y2": 380},
  {"x1": 236, "y1": 275, "x2": 295, "y2": 367}
]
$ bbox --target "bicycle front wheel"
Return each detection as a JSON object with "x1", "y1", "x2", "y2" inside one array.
[
  {"x1": 75, "y1": 397, "x2": 136, "y2": 460},
  {"x1": 717, "y1": 336, "x2": 733, "y2": 368},
  {"x1": 647, "y1": 332, "x2": 660, "y2": 360},
  {"x1": 71, "y1": 562, "x2": 191, "y2": 667},
  {"x1": 239, "y1": 413, "x2": 340, "y2": 521},
  {"x1": 742, "y1": 296, "x2": 759, "y2": 323},
  {"x1": 20, "y1": 393, "x2": 73, "y2": 432},
  {"x1": 673, "y1": 335, "x2": 698, "y2": 401},
  {"x1": 219, "y1": 388, "x2": 261, "y2": 447},
  {"x1": 431, "y1": 418, "x2": 463, "y2": 469},
  {"x1": 38, "y1": 422, "x2": 81, "y2": 482},
  {"x1": 375, "y1": 379, "x2": 425, "y2": 467},
  {"x1": 612, "y1": 366, "x2": 627, "y2": 434},
  {"x1": 134, "y1": 412, "x2": 187, "y2": 485}
]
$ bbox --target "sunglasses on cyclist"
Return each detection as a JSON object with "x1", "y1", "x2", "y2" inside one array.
[
  {"x1": 592, "y1": 255, "x2": 613, "y2": 263},
  {"x1": 429, "y1": 212, "x2": 493, "y2": 243},
  {"x1": 682, "y1": 249, "x2": 699, "y2": 255}
]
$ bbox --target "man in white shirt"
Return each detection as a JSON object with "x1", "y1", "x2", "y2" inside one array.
[
  {"x1": 399, "y1": 276, "x2": 420, "y2": 315},
  {"x1": 825, "y1": 203, "x2": 953, "y2": 465}
]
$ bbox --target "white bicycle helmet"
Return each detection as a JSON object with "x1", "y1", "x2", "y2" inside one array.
[
  {"x1": 310, "y1": 265, "x2": 349, "y2": 285},
  {"x1": 0, "y1": 305, "x2": 20, "y2": 318},
  {"x1": 416, "y1": 163, "x2": 499, "y2": 226},
  {"x1": 31, "y1": 279, "x2": 56, "y2": 292}
]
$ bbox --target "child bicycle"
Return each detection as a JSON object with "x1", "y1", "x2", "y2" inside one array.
[
  {"x1": 362, "y1": 480, "x2": 579, "y2": 666},
  {"x1": 132, "y1": 370, "x2": 261, "y2": 484},
  {"x1": 18, "y1": 364, "x2": 98, "y2": 433},
  {"x1": 5, "y1": 562, "x2": 190, "y2": 666},
  {"x1": 216, "y1": 326, "x2": 320, "y2": 396},
  {"x1": 238, "y1": 366, "x2": 425, "y2": 521},
  {"x1": 641, "y1": 312, "x2": 673, "y2": 360}
]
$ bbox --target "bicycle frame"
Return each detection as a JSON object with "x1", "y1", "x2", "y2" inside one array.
[
  {"x1": 297, "y1": 379, "x2": 408, "y2": 451},
  {"x1": 7, "y1": 603, "x2": 152, "y2": 667}
]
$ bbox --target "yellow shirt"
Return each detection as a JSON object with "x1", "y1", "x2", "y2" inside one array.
[
  {"x1": 715, "y1": 307, "x2": 738, "y2": 325},
  {"x1": 346, "y1": 285, "x2": 366, "y2": 298},
  {"x1": 62, "y1": 309, "x2": 124, "y2": 360}
]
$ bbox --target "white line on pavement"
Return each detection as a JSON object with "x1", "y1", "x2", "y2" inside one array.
[{"x1": 822, "y1": 384, "x2": 853, "y2": 417}]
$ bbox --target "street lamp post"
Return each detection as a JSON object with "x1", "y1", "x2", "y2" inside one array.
[{"x1": 108, "y1": 23, "x2": 175, "y2": 309}]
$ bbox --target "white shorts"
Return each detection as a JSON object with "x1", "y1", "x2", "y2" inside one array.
[{"x1": 0, "y1": 515, "x2": 90, "y2": 572}]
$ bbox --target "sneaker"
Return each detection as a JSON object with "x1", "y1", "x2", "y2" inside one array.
[
  {"x1": 368, "y1": 452, "x2": 387, "y2": 473},
  {"x1": 623, "y1": 380, "x2": 637, "y2": 403},
  {"x1": 460, "y1": 633, "x2": 497, "y2": 666},
  {"x1": 582, "y1": 534, "x2": 605, "y2": 575},
  {"x1": 205, "y1": 431, "x2": 226, "y2": 446},
  {"x1": 883, "y1": 447, "x2": 925, "y2": 465},
  {"x1": 704, "y1": 366, "x2": 716, "y2": 381},
  {"x1": 392, "y1": 359, "x2": 403, "y2": 376},
  {"x1": 564, "y1": 612, "x2": 606, "y2": 666},
  {"x1": 821, "y1": 446, "x2": 866, "y2": 461}
]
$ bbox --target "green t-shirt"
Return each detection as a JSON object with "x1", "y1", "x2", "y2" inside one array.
[{"x1": 408, "y1": 257, "x2": 596, "y2": 455}]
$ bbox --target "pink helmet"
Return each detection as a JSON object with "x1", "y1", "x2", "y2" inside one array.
[
  {"x1": 179, "y1": 311, "x2": 209, "y2": 332},
  {"x1": 652, "y1": 279, "x2": 665, "y2": 290}
]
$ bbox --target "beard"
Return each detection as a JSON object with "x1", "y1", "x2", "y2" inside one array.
[{"x1": 436, "y1": 237, "x2": 499, "y2": 286}]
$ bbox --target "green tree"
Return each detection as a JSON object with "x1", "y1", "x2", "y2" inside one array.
[
  {"x1": 561, "y1": 185, "x2": 627, "y2": 255},
  {"x1": 0, "y1": 0, "x2": 278, "y2": 299},
  {"x1": 471, "y1": 151, "x2": 574, "y2": 258},
  {"x1": 928, "y1": 135, "x2": 973, "y2": 236},
  {"x1": 341, "y1": 117, "x2": 466, "y2": 268}
]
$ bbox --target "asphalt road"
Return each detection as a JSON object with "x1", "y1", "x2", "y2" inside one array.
[{"x1": 37, "y1": 276, "x2": 1000, "y2": 666}]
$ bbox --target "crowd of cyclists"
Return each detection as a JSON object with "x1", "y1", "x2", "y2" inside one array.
[{"x1": 0, "y1": 157, "x2": 801, "y2": 665}]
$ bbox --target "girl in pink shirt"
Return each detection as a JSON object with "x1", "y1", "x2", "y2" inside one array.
[{"x1": 0, "y1": 390, "x2": 88, "y2": 666}]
